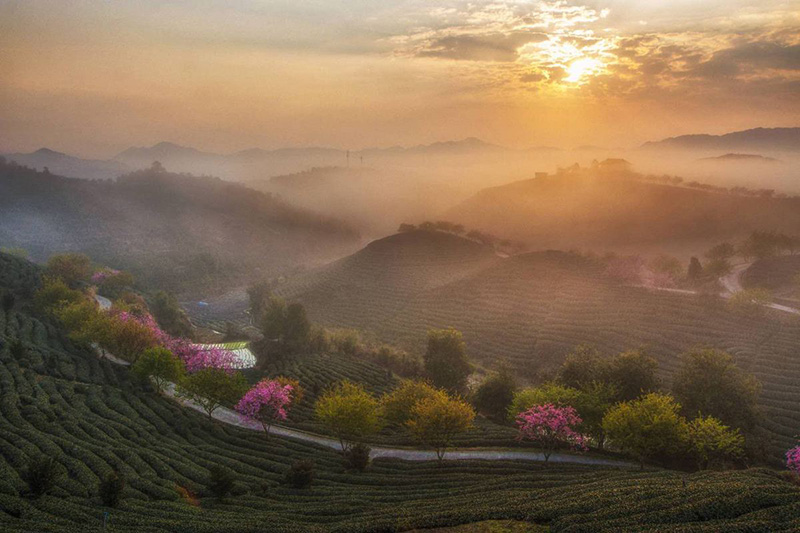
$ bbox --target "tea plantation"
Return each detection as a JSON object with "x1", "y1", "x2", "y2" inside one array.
[
  {"x1": 276, "y1": 233, "x2": 800, "y2": 459},
  {"x1": 2, "y1": 252, "x2": 800, "y2": 532}
]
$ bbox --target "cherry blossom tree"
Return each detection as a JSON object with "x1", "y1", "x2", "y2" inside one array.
[
  {"x1": 787, "y1": 446, "x2": 800, "y2": 475},
  {"x1": 516, "y1": 404, "x2": 587, "y2": 463},
  {"x1": 235, "y1": 379, "x2": 294, "y2": 438}
]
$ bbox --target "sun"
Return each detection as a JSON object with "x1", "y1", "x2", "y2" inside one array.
[{"x1": 565, "y1": 57, "x2": 603, "y2": 83}]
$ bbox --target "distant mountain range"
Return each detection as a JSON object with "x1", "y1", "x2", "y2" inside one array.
[
  {"x1": 696, "y1": 153, "x2": 781, "y2": 163},
  {"x1": 642, "y1": 127, "x2": 800, "y2": 152},
  {"x1": 4, "y1": 126, "x2": 797, "y2": 181}
]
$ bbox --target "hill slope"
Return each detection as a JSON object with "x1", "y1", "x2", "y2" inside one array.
[
  {"x1": 277, "y1": 231, "x2": 800, "y2": 459},
  {"x1": 4, "y1": 148, "x2": 130, "y2": 180},
  {"x1": 1, "y1": 253, "x2": 800, "y2": 532},
  {"x1": 642, "y1": 127, "x2": 800, "y2": 152},
  {"x1": 446, "y1": 171, "x2": 800, "y2": 251},
  {"x1": 0, "y1": 158, "x2": 359, "y2": 293}
]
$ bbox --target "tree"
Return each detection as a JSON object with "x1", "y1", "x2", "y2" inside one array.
[
  {"x1": 33, "y1": 276, "x2": 84, "y2": 315},
  {"x1": 24, "y1": 455, "x2": 63, "y2": 497},
  {"x1": 343, "y1": 443, "x2": 371, "y2": 472},
  {"x1": 406, "y1": 391, "x2": 475, "y2": 461},
  {"x1": 314, "y1": 381, "x2": 382, "y2": 451},
  {"x1": 787, "y1": 446, "x2": 800, "y2": 475},
  {"x1": 603, "y1": 350, "x2": 659, "y2": 402},
  {"x1": 284, "y1": 303, "x2": 310, "y2": 354},
  {"x1": 705, "y1": 258, "x2": 733, "y2": 278},
  {"x1": 398, "y1": 223, "x2": 416, "y2": 233},
  {"x1": 207, "y1": 465, "x2": 235, "y2": 500},
  {"x1": 687, "y1": 257, "x2": 704, "y2": 282},
  {"x1": 558, "y1": 345, "x2": 604, "y2": 389},
  {"x1": 602, "y1": 393, "x2": 688, "y2": 468},
  {"x1": 472, "y1": 368, "x2": 517, "y2": 421},
  {"x1": 423, "y1": 328, "x2": 471, "y2": 393},
  {"x1": 235, "y1": 379, "x2": 294, "y2": 438},
  {"x1": 105, "y1": 316, "x2": 158, "y2": 363},
  {"x1": 150, "y1": 290, "x2": 193, "y2": 338},
  {"x1": 516, "y1": 404, "x2": 586, "y2": 463},
  {"x1": 672, "y1": 349, "x2": 761, "y2": 431},
  {"x1": 706, "y1": 243, "x2": 736, "y2": 262},
  {"x1": 573, "y1": 381, "x2": 617, "y2": 450},
  {"x1": 649, "y1": 255, "x2": 682, "y2": 283},
  {"x1": 1, "y1": 289, "x2": 15, "y2": 313},
  {"x1": 45, "y1": 253, "x2": 91, "y2": 287},
  {"x1": 132, "y1": 347, "x2": 185, "y2": 393},
  {"x1": 508, "y1": 383, "x2": 583, "y2": 421},
  {"x1": 93, "y1": 269, "x2": 135, "y2": 299},
  {"x1": 382, "y1": 380, "x2": 439, "y2": 426},
  {"x1": 686, "y1": 415, "x2": 744, "y2": 470},
  {"x1": 98, "y1": 470, "x2": 125, "y2": 507},
  {"x1": 247, "y1": 280, "x2": 272, "y2": 326},
  {"x1": 177, "y1": 368, "x2": 248, "y2": 419}
]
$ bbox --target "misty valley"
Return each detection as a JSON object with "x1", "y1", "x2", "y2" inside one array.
[{"x1": 2, "y1": 1, "x2": 800, "y2": 532}]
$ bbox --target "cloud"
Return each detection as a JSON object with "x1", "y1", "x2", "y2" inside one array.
[{"x1": 416, "y1": 32, "x2": 547, "y2": 62}]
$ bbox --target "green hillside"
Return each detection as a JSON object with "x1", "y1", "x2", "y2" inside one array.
[
  {"x1": 277, "y1": 231, "x2": 800, "y2": 459},
  {"x1": 0, "y1": 159, "x2": 358, "y2": 294},
  {"x1": 2, "y1": 253, "x2": 800, "y2": 531}
]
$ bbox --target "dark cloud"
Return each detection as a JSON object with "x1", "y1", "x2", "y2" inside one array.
[
  {"x1": 690, "y1": 41, "x2": 800, "y2": 79},
  {"x1": 417, "y1": 32, "x2": 547, "y2": 62}
]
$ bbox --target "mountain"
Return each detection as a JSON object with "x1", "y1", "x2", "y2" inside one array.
[
  {"x1": 275, "y1": 229, "x2": 800, "y2": 458},
  {"x1": 0, "y1": 159, "x2": 359, "y2": 293},
  {"x1": 642, "y1": 127, "x2": 800, "y2": 152},
  {"x1": 697, "y1": 153, "x2": 781, "y2": 163},
  {"x1": 4, "y1": 147, "x2": 130, "y2": 180},
  {"x1": 445, "y1": 163, "x2": 800, "y2": 252}
]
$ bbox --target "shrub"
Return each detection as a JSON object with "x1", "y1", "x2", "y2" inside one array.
[
  {"x1": 98, "y1": 470, "x2": 125, "y2": 507},
  {"x1": 283, "y1": 460, "x2": 314, "y2": 489},
  {"x1": 23, "y1": 456, "x2": 63, "y2": 497},
  {"x1": 343, "y1": 443, "x2": 371, "y2": 472},
  {"x1": 207, "y1": 465, "x2": 235, "y2": 500},
  {"x1": 787, "y1": 446, "x2": 800, "y2": 475},
  {"x1": 45, "y1": 253, "x2": 91, "y2": 287}
]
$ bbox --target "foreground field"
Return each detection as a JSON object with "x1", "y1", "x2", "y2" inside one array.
[
  {"x1": 2, "y1": 252, "x2": 800, "y2": 532},
  {"x1": 275, "y1": 232, "x2": 800, "y2": 459}
]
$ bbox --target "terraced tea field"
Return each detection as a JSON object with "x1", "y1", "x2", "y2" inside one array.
[
  {"x1": 2, "y1": 251, "x2": 800, "y2": 532},
  {"x1": 276, "y1": 233, "x2": 800, "y2": 459}
]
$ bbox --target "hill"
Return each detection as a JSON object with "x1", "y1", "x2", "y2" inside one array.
[
  {"x1": 1, "y1": 253, "x2": 799, "y2": 532},
  {"x1": 277, "y1": 231, "x2": 800, "y2": 458},
  {"x1": 642, "y1": 127, "x2": 800, "y2": 152},
  {"x1": 0, "y1": 158, "x2": 359, "y2": 294},
  {"x1": 445, "y1": 168, "x2": 800, "y2": 252},
  {"x1": 697, "y1": 153, "x2": 780, "y2": 163},
  {"x1": 4, "y1": 148, "x2": 129, "y2": 180}
]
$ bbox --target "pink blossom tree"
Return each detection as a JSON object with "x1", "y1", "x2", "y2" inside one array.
[
  {"x1": 235, "y1": 379, "x2": 294, "y2": 438},
  {"x1": 516, "y1": 404, "x2": 587, "y2": 463},
  {"x1": 787, "y1": 446, "x2": 800, "y2": 475},
  {"x1": 111, "y1": 309, "x2": 238, "y2": 373}
]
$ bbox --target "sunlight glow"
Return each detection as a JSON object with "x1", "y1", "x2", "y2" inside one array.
[{"x1": 565, "y1": 57, "x2": 604, "y2": 83}]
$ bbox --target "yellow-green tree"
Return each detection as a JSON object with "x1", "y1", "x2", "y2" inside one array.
[
  {"x1": 314, "y1": 381, "x2": 382, "y2": 451},
  {"x1": 177, "y1": 368, "x2": 248, "y2": 419},
  {"x1": 406, "y1": 390, "x2": 475, "y2": 461},
  {"x1": 686, "y1": 415, "x2": 744, "y2": 470},
  {"x1": 45, "y1": 253, "x2": 91, "y2": 287},
  {"x1": 132, "y1": 347, "x2": 185, "y2": 394},
  {"x1": 381, "y1": 380, "x2": 439, "y2": 426},
  {"x1": 602, "y1": 393, "x2": 688, "y2": 469},
  {"x1": 424, "y1": 328, "x2": 471, "y2": 393}
]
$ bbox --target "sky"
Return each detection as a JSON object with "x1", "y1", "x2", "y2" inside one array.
[{"x1": 1, "y1": 0, "x2": 798, "y2": 157}]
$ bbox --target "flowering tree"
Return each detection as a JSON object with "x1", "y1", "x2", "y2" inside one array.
[
  {"x1": 110, "y1": 309, "x2": 237, "y2": 373},
  {"x1": 235, "y1": 379, "x2": 294, "y2": 438},
  {"x1": 516, "y1": 404, "x2": 586, "y2": 463},
  {"x1": 787, "y1": 446, "x2": 800, "y2": 475}
]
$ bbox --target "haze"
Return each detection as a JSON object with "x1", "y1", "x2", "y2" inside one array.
[{"x1": 1, "y1": 0, "x2": 799, "y2": 157}]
